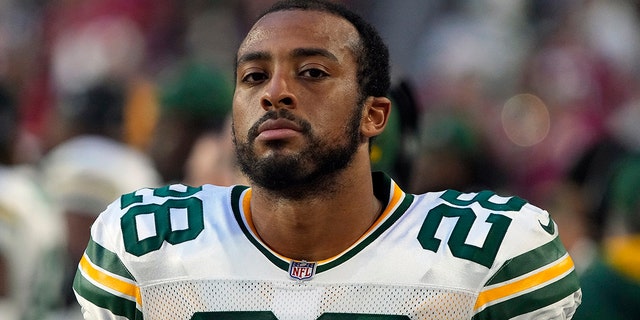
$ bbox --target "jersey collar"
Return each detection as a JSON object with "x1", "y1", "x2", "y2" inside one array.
[{"x1": 230, "y1": 172, "x2": 415, "y2": 274}]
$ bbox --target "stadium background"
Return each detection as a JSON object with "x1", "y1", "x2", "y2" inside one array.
[{"x1": 1, "y1": 0, "x2": 639, "y2": 319}]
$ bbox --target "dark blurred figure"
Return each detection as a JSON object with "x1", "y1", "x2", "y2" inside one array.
[
  {"x1": 0, "y1": 86, "x2": 19, "y2": 166},
  {"x1": 370, "y1": 80, "x2": 419, "y2": 187},
  {"x1": 408, "y1": 110, "x2": 505, "y2": 194},
  {"x1": 148, "y1": 61, "x2": 234, "y2": 184},
  {"x1": 568, "y1": 137, "x2": 630, "y2": 244},
  {"x1": 39, "y1": 79, "x2": 160, "y2": 318},
  {"x1": 182, "y1": 115, "x2": 247, "y2": 187},
  {"x1": 551, "y1": 77, "x2": 640, "y2": 273},
  {"x1": 0, "y1": 84, "x2": 66, "y2": 320},
  {"x1": 573, "y1": 154, "x2": 640, "y2": 319}
]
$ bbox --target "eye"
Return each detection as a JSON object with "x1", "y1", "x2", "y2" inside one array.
[
  {"x1": 300, "y1": 67, "x2": 329, "y2": 79},
  {"x1": 241, "y1": 71, "x2": 268, "y2": 84}
]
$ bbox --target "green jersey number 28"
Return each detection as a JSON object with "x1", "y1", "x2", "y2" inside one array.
[
  {"x1": 120, "y1": 185, "x2": 204, "y2": 257},
  {"x1": 418, "y1": 190, "x2": 526, "y2": 268}
]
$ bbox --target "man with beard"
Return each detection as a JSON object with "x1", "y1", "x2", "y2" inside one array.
[{"x1": 72, "y1": 1, "x2": 581, "y2": 319}]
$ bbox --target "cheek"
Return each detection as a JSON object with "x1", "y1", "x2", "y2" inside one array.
[
  {"x1": 232, "y1": 95, "x2": 255, "y2": 138},
  {"x1": 327, "y1": 91, "x2": 361, "y2": 127},
  {"x1": 231, "y1": 110, "x2": 252, "y2": 142},
  {"x1": 313, "y1": 108, "x2": 359, "y2": 141}
]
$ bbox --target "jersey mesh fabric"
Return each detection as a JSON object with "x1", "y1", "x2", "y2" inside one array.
[{"x1": 141, "y1": 279, "x2": 475, "y2": 319}]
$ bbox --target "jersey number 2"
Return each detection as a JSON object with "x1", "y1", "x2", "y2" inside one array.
[{"x1": 417, "y1": 190, "x2": 525, "y2": 268}]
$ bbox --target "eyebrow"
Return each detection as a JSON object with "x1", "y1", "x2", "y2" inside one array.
[
  {"x1": 236, "y1": 47, "x2": 338, "y2": 67},
  {"x1": 236, "y1": 51, "x2": 271, "y2": 67},
  {"x1": 290, "y1": 47, "x2": 338, "y2": 62}
]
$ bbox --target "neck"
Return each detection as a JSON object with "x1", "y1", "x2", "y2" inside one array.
[{"x1": 249, "y1": 157, "x2": 382, "y2": 261}]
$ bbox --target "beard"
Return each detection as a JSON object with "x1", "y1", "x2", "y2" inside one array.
[{"x1": 233, "y1": 107, "x2": 363, "y2": 199}]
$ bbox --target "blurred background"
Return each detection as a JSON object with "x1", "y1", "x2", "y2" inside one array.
[{"x1": 1, "y1": 0, "x2": 639, "y2": 319}]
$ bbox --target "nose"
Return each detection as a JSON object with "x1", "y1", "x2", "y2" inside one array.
[{"x1": 260, "y1": 72, "x2": 295, "y2": 110}]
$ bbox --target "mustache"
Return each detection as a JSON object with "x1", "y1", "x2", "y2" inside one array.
[{"x1": 247, "y1": 109, "x2": 312, "y2": 142}]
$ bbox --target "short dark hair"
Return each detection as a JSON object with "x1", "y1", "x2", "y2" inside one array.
[
  {"x1": 258, "y1": 0, "x2": 390, "y2": 100},
  {"x1": 59, "y1": 79, "x2": 125, "y2": 138}
]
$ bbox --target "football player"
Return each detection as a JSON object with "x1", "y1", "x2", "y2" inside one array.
[{"x1": 73, "y1": 0, "x2": 582, "y2": 319}]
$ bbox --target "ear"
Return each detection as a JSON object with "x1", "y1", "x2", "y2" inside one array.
[{"x1": 361, "y1": 96, "x2": 391, "y2": 138}]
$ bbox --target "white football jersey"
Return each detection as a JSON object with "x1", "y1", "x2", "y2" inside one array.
[
  {"x1": 73, "y1": 173, "x2": 581, "y2": 319},
  {"x1": 0, "y1": 166, "x2": 66, "y2": 320}
]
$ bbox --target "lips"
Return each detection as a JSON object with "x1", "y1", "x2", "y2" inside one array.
[
  {"x1": 256, "y1": 118, "x2": 303, "y2": 141},
  {"x1": 258, "y1": 118, "x2": 302, "y2": 133}
]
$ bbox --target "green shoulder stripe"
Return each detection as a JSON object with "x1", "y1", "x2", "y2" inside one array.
[
  {"x1": 86, "y1": 237, "x2": 135, "y2": 281},
  {"x1": 487, "y1": 236, "x2": 567, "y2": 285},
  {"x1": 473, "y1": 269, "x2": 580, "y2": 319},
  {"x1": 73, "y1": 269, "x2": 143, "y2": 320}
]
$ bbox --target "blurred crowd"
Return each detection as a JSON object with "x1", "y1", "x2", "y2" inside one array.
[{"x1": 1, "y1": 0, "x2": 640, "y2": 319}]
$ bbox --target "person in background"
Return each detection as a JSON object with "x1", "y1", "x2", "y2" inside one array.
[
  {"x1": 183, "y1": 114, "x2": 248, "y2": 187},
  {"x1": 408, "y1": 111, "x2": 505, "y2": 194},
  {"x1": 38, "y1": 79, "x2": 161, "y2": 318},
  {"x1": 0, "y1": 84, "x2": 66, "y2": 320},
  {"x1": 148, "y1": 61, "x2": 234, "y2": 184},
  {"x1": 72, "y1": 1, "x2": 581, "y2": 319},
  {"x1": 573, "y1": 154, "x2": 640, "y2": 319}
]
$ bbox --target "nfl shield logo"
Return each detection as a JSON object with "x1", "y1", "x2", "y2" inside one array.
[{"x1": 288, "y1": 260, "x2": 317, "y2": 281}]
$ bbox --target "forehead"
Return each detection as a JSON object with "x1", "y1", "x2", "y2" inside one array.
[{"x1": 238, "y1": 10, "x2": 359, "y2": 59}]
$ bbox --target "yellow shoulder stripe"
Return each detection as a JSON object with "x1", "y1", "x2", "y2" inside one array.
[
  {"x1": 79, "y1": 255, "x2": 142, "y2": 306},
  {"x1": 474, "y1": 254, "x2": 575, "y2": 310}
]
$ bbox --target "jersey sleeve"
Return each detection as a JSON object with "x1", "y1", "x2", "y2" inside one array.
[
  {"x1": 471, "y1": 201, "x2": 582, "y2": 319},
  {"x1": 72, "y1": 198, "x2": 143, "y2": 320}
]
